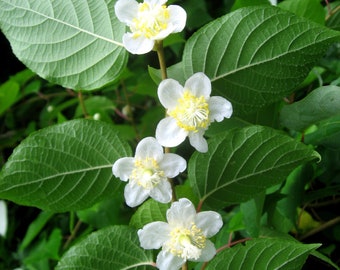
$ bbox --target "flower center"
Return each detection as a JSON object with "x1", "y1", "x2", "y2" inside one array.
[
  {"x1": 169, "y1": 90, "x2": 210, "y2": 132},
  {"x1": 165, "y1": 223, "x2": 206, "y2": 260},
  {"x1": 130, "y1": 157, "x2": 165, "y2": 189},
  {"x1": 131, "y1": 2, "x2": 170, "y2": 39}
]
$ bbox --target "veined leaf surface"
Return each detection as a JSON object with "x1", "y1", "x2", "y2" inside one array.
[
  {"x1": 0, "y1": 119, "x2": 132, "y2": 212},
  {"x1": 183, "y1": 6, "x2": 340, "y2": 115},
  {"x1": 188, "y1": 126, "x2": 320, "y2": 209},
  {"x1": 0, "y1": 0, "x2": 128, "y2": 90},
  {"x1": 56, "y1": 226, "x2": 154, "y2": 270}
]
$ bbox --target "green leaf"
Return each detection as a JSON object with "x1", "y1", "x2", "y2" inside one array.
[
  {"x1": 240, "y1": 192, "x2": 265, "y2": 237},
  {"x1": 188, "y1": 126, "x2": 320, "y2": 209},
  {"x1": 231, "y1": 0, "x2": 271, "y2": 11},
  {"x1": 304, "y1": 114, "x2": 340, "y2": 149},
  {"x1": 20, "y1": 211, "x2": 54, "y2": 250},
  {"x1": 326, "y1": 2, "x2": 340, "y2": 31},
  {"x1": 280, "y1": 85, "x2": 340, "y2": 131},
  {"x1": 0, "y1": 119, "x2": 132, "y2": 212},
  {"x1": 0, "y1": 0, "x2": 128, "y2": 90},
  {"x1": 183, "y1": 6, "x2": 340, "y2": 115},
  {"x1": 0, "y1": 80, "x2": 20, "y2": 116},
  {"x1": 130, "y1": 199, "x2": 168, "y2": 229},
  {"x1": 278, "y1": 0, "x2": 325, "y2": 25},
  {"x1": 207, "y1": 238, "x2": 320, "y2": 270},
  {"x1": 56, "y1": 226, "x2": 154, "y2": 270}
]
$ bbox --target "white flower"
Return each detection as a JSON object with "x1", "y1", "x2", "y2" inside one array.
[
  {"x1": 138, "y1": 198, "x2": 223, "y2": 270},
  {"x1": 115, "y1": 0, "x2": 187, "y2": 54},
  {"x1": 112, "y1": 137, "x2": 186, "y2": 207},
  {"x1": 156, "y1": 72, "x2": 233, "y2": 153}
]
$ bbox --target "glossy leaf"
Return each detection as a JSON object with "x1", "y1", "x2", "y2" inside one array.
[
  {"x1": 0, "y1": 0, "x2": 128, "y2": 90},
  {"x1": 188, "y1": 126, "x2": 320, "y2": 209},
  {"x1": 280, "y1": 85, "x2": 340, "y2": 131},
  {"x1": 56, "y1": 226, "x2": 154, "y2": 270},
  {"x1": 207, "y1": 238, "x2": 320, "y2": 269},
  {"x1": 0, "y1": 119, "x2": 132, "y2": 212},
  {"x1": 183, "y1": 6, "x2": 340, "y2": 115}
]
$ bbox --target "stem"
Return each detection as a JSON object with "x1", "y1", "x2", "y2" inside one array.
[
  {"x1": 155, "y1": 40, "x2": 168, "y2": 80},
  {"x1": 298, "y1": 216, "x2": 340, "y2": 241},
  {"x1": 78, "y1": 90, "x2": 88, "y2": 118},
  {"x1": 181, "y1": 262, "x2": 188, "y2": 270},
  {"x1": 63, "y1": 219, "x2": 83, "y2": 250}
]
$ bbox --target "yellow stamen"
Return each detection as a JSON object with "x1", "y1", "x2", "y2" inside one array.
[
  {"x1": 169, "y1": 90, "x2": 210, "y2": 132},
  {"x1": 131, "y1": 3, "x2": 170, "y2": 39}
]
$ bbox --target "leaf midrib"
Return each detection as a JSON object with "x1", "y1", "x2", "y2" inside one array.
[{"x1": 3, "y1": 1, "x2": 124, "y2": 47}]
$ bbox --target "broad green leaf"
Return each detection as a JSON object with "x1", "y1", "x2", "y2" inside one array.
[
  {"x1": 304, "y1": 114, "x2": 340, "y2": 149},
  {"x1": 0, "y1": 80, "x2": 20, "y2": 116},
  {"x1": 56, "y1": 226, "x2": 154, "y2": 270},
  {"x1": 188, "y1": 126, "x2": 320, "y2": 209},
  {"x1": 280, "y1": 86, "x2": 340, "y2": 131},
  {"x1": 206, "y1": 238, "x2": 320, "y2": 270},
  {"x1": 0, "y1": 119, "x2": 132, "y2": 212},
  {"x1": 278, "y1": 0, "x2": 325, "y2": 25},
  {"x1": 130, "y1": 199, "x2": 168, "y2": 229},
  {"x1": 0, "y1": 0, "x2": 128, "y2": 90},
  {"x1": 183, "y1": 6, "x2": 340, "y2": 115}
]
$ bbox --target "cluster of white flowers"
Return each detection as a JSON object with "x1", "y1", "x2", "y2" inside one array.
[{"x1": 113, "y1": 1, "x2": 233, "y2": 269}]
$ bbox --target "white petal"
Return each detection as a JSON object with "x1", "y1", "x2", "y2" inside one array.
[
  {"x1": 114, "y1": 0, "x2": 138, "y2": 25},
  {"x1": 124, "y1": 183, "x2": 149, "y2": 207},
  {"x1": 112, "y1": 157, "x2": 135, "y2": 181},
  {"x1": 209, "y1": 96, "x2": 233, "y2": 122},
  {"x1": 156, "y1": 117, "x2": 188, "y2": 147},
  {"x1": 135, "y1": 137, "x2": 164, "y2": 161},
  {"x1": 153, "y1": 26, "x2": 174, "y2": 40},
  {"x1": 188, "y1": 131, "x2": 208, "y2": 153},
  {"x1": 150, "y1": 179, "x2": 172, "y2": 203},
  {"x1": 156, "y1": 250, "x2": 185, "y2": 270},
  {"x1": 184, "y1": 73, "x2": 211, "y2": 98},
  {"x1": 0, "y1": 201, "x2": 8, "y2": 237},
  {"x1": 159, "y1": 153, "x2": 186, "y2": 178},
  {"x1": 195, "y1": 211, "x2": 223, "y2": 238},
  {"x1": 158, "y1": 79, "x2": 184, "y2": 109},
  {"x1": 167, "y1": 198, "x2": 196, "y2": 227},
  {"x1": 123, "y1": 33, "x2": 155, "y2": 54},
  {"x1": 168, "y1": 5, "x2": 187, "y2": 33},
  {"x1": 138, "y1": 221, "x2": 170, "y2": 249},
  {"x1": 194, "y1": 240, "x2": 216, "y2": 262}
]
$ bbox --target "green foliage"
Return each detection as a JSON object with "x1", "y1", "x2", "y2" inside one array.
[
  {"x1": 206, "y1": 238, "x2": 320, "y2": 269},
  {"x1": 183, "y1": 6, "x2": 340, "y2": 115},
  {"x1": 56, "y1": 226, "x2": 154, "y2": 270},
  {"x1": 0, "y1": 0, "x2": 128, "y2": 90},
  {"x1": 188, "y1": 126, "x2": 320, "y2": 209},
  {"x1": 1, "y1": 0, "x2": 340, "y2": 269},
  {"x1": 0, "y1": 119, "x2": 132, "y2": 212}
]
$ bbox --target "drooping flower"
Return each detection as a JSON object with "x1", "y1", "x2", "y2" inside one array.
[
  {"x1": 156, "y1": 72, "x2": 233, "y2": 153},
  {"x1": 138, "y1": 198, "x2": 223, "y2": 270},
  {"x1": 112, "y1": 137, "x2": 186, "y2": 207},
  {"x1": 114, "y1": 0, "x2": 187, "y2": 54}
]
